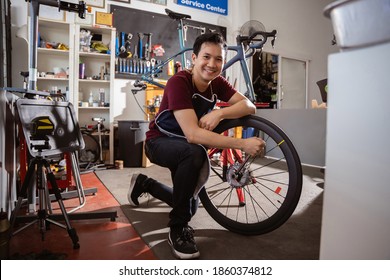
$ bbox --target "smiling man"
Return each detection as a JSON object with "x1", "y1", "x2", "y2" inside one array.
[{"x1": 127, "y1": 32, "x2": 265, "y2": 259}]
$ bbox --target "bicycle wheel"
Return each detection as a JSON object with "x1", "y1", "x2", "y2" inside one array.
[
  {"x1": 78, "y1": 131, "x2": 100, "y2": 164},
  {"x1": 199, "y1": 115, "x2": 302, "y2": 235}
]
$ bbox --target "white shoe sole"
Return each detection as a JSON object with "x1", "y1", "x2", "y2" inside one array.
[
  {"x1": 127, "y1": 173, "x2": 140, "y2": 206},
  {"x1": 168, "y1": 233, "x2": 200, "y2": 260}
]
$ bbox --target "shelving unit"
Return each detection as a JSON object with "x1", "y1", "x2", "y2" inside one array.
[
  {"x1": 252, "y1": 51, "x2": 278, "y2": 108},
  {"x1": 33, "y1": 18, "x2": 74, "y2": 99},
  {"x1": 25, "y1": 17, "x2": 75, "y2": 191},
  {"x1": 28, "y1": 16, "x2": 116, "y2": 164},
  {"x1": 144, "y1": 82, "x2": 165, "y2": 121},
  {"x1": 73, "y1": 24, "x2": 116, "y2": 163}
]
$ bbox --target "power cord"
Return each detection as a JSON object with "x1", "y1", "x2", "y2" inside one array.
[{"x1": 131, "y1": 89, "x2": 149, "y2": 117}]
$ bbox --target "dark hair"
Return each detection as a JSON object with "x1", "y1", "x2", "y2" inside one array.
[{"x1": 192, "y1": 32, "x2": 227, "y2": 56}]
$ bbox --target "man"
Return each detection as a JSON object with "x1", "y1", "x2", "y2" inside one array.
[{"x1": 128, "y1": 33, "x2": 265, "y2": 259}]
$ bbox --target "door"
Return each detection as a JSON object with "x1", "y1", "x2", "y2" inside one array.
[{"x1": 279, "y1": 57, "x2": 307, "y2": 109}]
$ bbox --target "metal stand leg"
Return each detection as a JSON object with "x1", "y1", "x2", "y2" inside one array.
[{"x1": 9, "y1": 156, "x2": 80, "y2": 249}]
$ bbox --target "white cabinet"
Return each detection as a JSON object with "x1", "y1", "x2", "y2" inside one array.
[
  {"x1": 34, "y1": 19, "x2": 74, "y2": 99},
  {"x1": 73, "y1": 24, "x2": 116, "y2": 163},
  {"x1": 320, "y1": 42, "x2": 390, "y2": 259}
]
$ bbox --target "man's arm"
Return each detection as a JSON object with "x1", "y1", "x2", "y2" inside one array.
[
  {"x1": 198, "y1": 91, "x2": 256, "y2": 131},
  {"x1": 174, "y1": 96, "x2": 263, "y2": 156}
]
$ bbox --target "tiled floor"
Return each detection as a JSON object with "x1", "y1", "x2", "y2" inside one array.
[{"x1": 8, "y1": 172, "x2": 156, "y2": 260}]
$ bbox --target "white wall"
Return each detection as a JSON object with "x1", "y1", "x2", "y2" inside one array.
[
  {"x1": 10, "y1": 0, "x2": 28, "y2": 89},
  {"x1": 250, "y1": 0, "x2": 337, "y2": 106}
]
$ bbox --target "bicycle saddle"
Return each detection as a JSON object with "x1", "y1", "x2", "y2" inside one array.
[
  {"x1": 20, "y1": 71, "x2": 29, "y2": 78},
  {"x1": 165, "y1": 9, "x2": 191, "y2": 21}
]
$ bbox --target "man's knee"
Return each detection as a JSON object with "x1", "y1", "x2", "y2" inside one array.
[{"x1": 187, "y1": 145, "x2": 207, "y2": 170}]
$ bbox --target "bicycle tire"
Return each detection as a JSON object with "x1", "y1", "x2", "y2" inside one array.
[
  {"x1": 199, "y1": 115, "x2": 302, "y2": 235},
  {"x1": 79, "y1": 131, "x2": 100, "y2": 164}
]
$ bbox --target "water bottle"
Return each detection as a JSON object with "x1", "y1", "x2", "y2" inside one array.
[
  {"x1": 88, "y1": 91, "x2": 94, "y2": 107},
  {"x1": 99, "y1": 88, "x2": 105, "y2": 107}
]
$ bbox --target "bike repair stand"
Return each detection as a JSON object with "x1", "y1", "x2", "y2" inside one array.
[{"x1": 9, "y1": 135, "x2": 80, "y2": 249}]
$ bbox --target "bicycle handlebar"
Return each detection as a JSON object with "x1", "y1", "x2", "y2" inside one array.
[{"x1": 237, "y1": 29, "x2": 277, "y2": 51}]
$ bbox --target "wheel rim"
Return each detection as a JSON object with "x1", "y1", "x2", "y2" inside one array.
[{"x1": 200, "y1": 116, "x2": 302, "y2": 235}]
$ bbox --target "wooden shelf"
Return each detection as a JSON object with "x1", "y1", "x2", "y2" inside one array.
[
  {"x1": 38, "y1": 48, "x2": 69, "y2": 55},
  {"x1": 79, "y1": 107, "x2": 109, "y2": 110},
  {"x1": 79, "y1": 52, "x2": 111, "y2": 59},
  {"x1": 37, "y1": 77, "x2": 69, "y2": 81},
  {"x1": 79, "y1": 79, "x2": 110, "y2": 83}
]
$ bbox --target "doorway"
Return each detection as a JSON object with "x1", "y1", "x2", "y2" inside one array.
[
  {"x1": 252, "y1": 52, "x2": 308, "y2": 109},
  {"x1": 279, "y1": 57, "x2": 307, "y2": 109}
]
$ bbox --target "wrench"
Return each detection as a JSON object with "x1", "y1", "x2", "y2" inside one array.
[{"x1": 138, "y1": 33, "x2": 144, "y2": 59}]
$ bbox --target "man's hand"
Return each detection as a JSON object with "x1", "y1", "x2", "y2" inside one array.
[
  {"x1": 242, "y1": 137, "x2": 266, "y2": 157},
  {"x1": 198, "y1": 109, "x2": 222, "y2": 131}
]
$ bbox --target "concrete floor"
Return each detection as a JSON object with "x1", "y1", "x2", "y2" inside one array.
[{"x1": 96, "y1": 164, "x2": 324, "y2": 259}]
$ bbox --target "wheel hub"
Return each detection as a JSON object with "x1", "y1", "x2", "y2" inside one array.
[{"x1": 226, "y1": 163, "x2": 252, "y2": 188}]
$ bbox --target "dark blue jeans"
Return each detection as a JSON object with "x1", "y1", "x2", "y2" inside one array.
[{"x1": 145, "y1": 137, "x2": 206, "y2": 228}]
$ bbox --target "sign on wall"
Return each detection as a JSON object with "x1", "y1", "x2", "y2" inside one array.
[{"x1": 176, "y1": 0, "x2": 228, "y2": 16}]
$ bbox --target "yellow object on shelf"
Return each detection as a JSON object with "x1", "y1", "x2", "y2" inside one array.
[{"x1": 234, "y1": 127, "x2": 243, "y2": 138}]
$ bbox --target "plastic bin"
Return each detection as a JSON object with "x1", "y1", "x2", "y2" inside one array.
[{"x1": 118, "y1": 120, "x2": 149, "y2": 167}]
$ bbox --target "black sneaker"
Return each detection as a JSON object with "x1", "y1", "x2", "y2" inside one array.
[
  {"x1": 168, "y1": 225, "x2": 200, "y2": 259},
  {"x1": 127, "y1": 173, "x2": 148, "y2": 206}
]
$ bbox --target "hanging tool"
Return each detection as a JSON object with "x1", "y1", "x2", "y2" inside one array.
[
  {"x1": 182, "y1": 24, "x2": 206, "y2": 42},
  {"x1": 115, "y1": 31, "x2": 120, "y2": 56},
  {"x1": 119, "y1": 32, "x2": 133, "y2": 58},
  {"x1": 125, "y1": 33, "x2": 133, "y2": 54},
  {"x1": 138, "y1": 33, "x2": 144, "y2": 59},
  {"x1": 119, "y1": 32, "x2": 127, "y2": 58},
  {"x1": 150, "y1": 58, "x2": 156, "y2": 68},
  {"x1": 146, "y1": 60, "x2": 151, "y2": 73},
  {"x1": 148, "y1": 33, "x2": 152, "y2": 58},
  {"x1": 133, "y1": 44, "x2": 138, "y2": 73},
  {"x1": 144, "y1": 33, "x2": 153, "y2": 60}
]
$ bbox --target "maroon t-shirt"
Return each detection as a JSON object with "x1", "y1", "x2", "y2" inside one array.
[{"x1": 146, "y1": 70, "x2": 236, "y2": 140}]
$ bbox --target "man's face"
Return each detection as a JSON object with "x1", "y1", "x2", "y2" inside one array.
[{"x1": 191, "y1": 42, "x2": 225, "y2": 83}]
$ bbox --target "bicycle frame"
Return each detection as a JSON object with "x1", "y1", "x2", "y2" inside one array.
[{"x1": 223, "y1": 44, "x2": 256, "y2": 102}]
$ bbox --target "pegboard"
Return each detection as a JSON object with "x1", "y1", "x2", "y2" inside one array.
[{"x1": 110, "y1": 5, "x2": 226, "y2": 80}]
